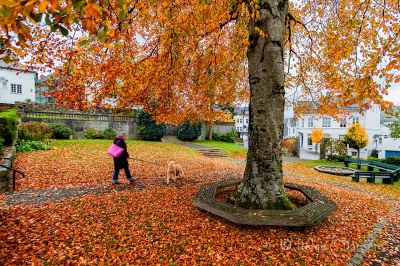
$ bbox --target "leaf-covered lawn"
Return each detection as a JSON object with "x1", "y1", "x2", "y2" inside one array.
[
  {"x1": 14, "y1": 140, "x2": 237, "y2": 191},
  {"x1": 0, "y1": 142, "x2": 395, "y2": 264}
]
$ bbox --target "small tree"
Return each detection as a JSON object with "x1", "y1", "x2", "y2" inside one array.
[
  {"x1": 136, "y1": 110, "x2": 166, "y2": 141},
  {"x1": 310, "y1": 129, "x2": 323, "y2": 153},
  {"x1": 177, "y1": 121, "x2": 202, "y2": 141},
  {"x1": 344, "y1": 123, "x2": 369, "y2": 159}
]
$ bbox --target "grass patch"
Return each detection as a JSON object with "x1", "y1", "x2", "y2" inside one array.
[
  {"x1": 195, "y1": 140, "x2": 247, "y2": 158},
  {"x1": 0, "y1": 108, "x2": 17, "y2": 119}
]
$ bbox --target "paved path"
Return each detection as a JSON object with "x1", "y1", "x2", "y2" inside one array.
[{"x1": 4, "y1": 178, "x2": 199, "y2": 206}]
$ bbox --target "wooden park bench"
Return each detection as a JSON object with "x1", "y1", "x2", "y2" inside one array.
[
  {"x1": 352, "y1": 171, "x2": 394, "y2": 184},
  {"x1": 344, "y1": 158, "x2": 370, "y2": 169},
  {"x1": 193, "y1": 179, "x2": 337, "y2": 227}
]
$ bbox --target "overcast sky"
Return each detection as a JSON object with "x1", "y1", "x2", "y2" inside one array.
[{"x1": 385, "y1": 84, "x2": 400, "y2": 104}]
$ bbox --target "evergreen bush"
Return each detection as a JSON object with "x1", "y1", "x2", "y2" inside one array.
[
  {"x1": 50, "y1": 123, "x2": 73, "y2": 139},
  {"x1": 177, "y1": 121, "x2": 201, "y2": 141},
  {"x1": 136, "y1": 110, "x2": 166, "y2": 141}
]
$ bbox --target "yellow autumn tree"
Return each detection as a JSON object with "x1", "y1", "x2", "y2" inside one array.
[
  {"x1": 310, "y1": 129, "x2": 323, "y2": 143},
  {"x1": 344, "y1": 123, "x2": 369, "y2": 159},
  {"x1": 310, "y1": 129, "x2": 323, "y2": 152}
]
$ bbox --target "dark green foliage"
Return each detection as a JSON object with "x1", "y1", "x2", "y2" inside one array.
[
  {"x1": 17, "y1": 140, "x2": 51, "y2": 152},
  {"x1": 18, "y1": 122, "x2": 53, "y2": 141},
  {"x1": 370, "y1": 149, "x2": 379, "y2": 158},
  {"x1": 0, "y1": 109, "x2": 17, "y2": 146},
  {"x1": 177, "y1": 121, "x2": 201, "y2": 141},
  {"x1": 382, "y1": 156, "x2": 400, "y2": 166},
  {"x1": 213, "y1": 131, "x2": 236, "y2": 143},
  {"x1": 136, "y1": 110, "x2": 166, "y2": 141},
  {"x1": 50, "y1": 123, "x2": 73, "y2": 139},
  {"x1": 102, "y1": 127, "x2": 118, "y2": 139}
]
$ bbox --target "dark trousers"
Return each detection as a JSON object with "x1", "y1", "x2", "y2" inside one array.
[{"x1": 112, "y1": 167, "x2": 132, "y2": 181}]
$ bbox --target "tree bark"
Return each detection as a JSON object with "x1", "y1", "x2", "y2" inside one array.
[
  {"x1": 207, "y1": 122, "x2": 214, "y2": 140},
  {"x1": 234, "y1": 0, "x2": 291, "y2": 210}
]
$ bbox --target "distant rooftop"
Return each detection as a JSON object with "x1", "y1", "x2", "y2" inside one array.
[{"x1": 0, "y1": 61, "x2": 37, "y2": 74}]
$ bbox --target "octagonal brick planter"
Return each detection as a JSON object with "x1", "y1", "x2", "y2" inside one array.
[{"x1": 193, "y1": 179, "x2": 337, "y2": 227}]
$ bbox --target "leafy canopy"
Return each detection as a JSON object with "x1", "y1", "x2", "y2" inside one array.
[
  {"x1": 344, "y1": 123, "x2": 369, "y2": 150},
  {"x1": 0, "y1": 0, "x2": 398, "y2": 122}
]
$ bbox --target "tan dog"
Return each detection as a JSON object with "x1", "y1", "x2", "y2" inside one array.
[{"x1": 166, "y1": 161, "x2": 184, "y2": 184}]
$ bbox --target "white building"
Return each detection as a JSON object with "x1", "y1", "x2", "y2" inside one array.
[
  {"x1": 234, "y1": 103, "x2": 400, "y2": 159},
  {"x1": 0, "y1": 62, "x2": 37, "y2": 104}
]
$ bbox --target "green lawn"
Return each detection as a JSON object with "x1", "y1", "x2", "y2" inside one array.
[{"x1": 195, "y1": 140, "x2": 247, "y2": 158}]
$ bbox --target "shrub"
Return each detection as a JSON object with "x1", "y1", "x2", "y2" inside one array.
[
  {"x1": 213, "y1": 131, "x2": 235, "y2": 143},
  {"x1": 16, "y1": 140, "x2": 51, "y2": 152},
  {"x1": 18, "y1": 122, "x2": 52, "y2": 141},
  {"x1": 0, "y1": 109, "x2": 18, "y2": 146},
  {"x1": 177, "y1": 121, "x2": 202, "y2": 141},
  {"x1": 50, "y1": 123, "x2": 73, "y2": 139},
  {"x1": 136, "y1": 110, "x2": 166, "y2": 141},
  {"x1": 382, "y1": 156, "x2": 400, "y2": 166},
  {"x1": 102, "y1": 127, "x2": 118, "y2": 139},
  {"x1": 84, "y1": 128, "x2": 102, "y2": 139},
  {"x1": 0, "y1": 136, "x2": 4, "y2": 155},
  {"x1": 321, "y1": 139, "x2": 348, "y2": 161},
  {"x1": 282, "y1": 137, "x2": 298, "y2": 156}
]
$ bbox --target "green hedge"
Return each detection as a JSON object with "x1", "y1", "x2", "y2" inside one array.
[
  {"x1": 0, "y1": 109, "x2": 18, "y2": 154},
  {"x1": 136, "y1": 110, "x2": 166, "y2": 141},
  {"x1": 177, "y1": 121, "x2": 201, "y2": 141},
  {"x1": 50, "y1": 123, "x2": 73, "y2": 139},
  {"x1": 213, "y1": 131, "x2": 235, "y2": 143},
  {"x1": 84, "y1": 127, "x2": 118, "y2": 139}
]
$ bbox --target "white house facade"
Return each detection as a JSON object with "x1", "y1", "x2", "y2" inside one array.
[
  {"x1": 234, "y1": 103, "x2": 400, "y2": 159},
  {"x1": 287, "y1": 104, "x2": 400, "y2": 159},
  {"x1": 0, "y1": 62, "x2": 37, "y2": 104}
]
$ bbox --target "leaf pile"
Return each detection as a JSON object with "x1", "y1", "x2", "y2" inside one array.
[{"x1": 0, "y1": 141, "x2": 392, "y2": 264}]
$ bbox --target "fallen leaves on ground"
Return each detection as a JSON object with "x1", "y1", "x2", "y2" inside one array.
[
  {"x1": 14, "y1": 140, "x2": 238, "y2": 191},
  {"x1": 0, "y1": 142, "x2": 394, "y2": 264}
]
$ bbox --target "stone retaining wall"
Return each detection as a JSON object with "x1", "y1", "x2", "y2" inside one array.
[{"x1": 0, "y1": 145, "x2": 16, "y2": 192}]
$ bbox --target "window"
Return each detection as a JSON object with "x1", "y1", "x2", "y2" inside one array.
[
  {"x1": 322, "y1": 117, "x2": 331, "y2": 127},
  {"x1": 236, "y1": 127, "x2": 240, "y2": 131},
  {"x1": 379, "y1": 138, "x2": 382, "y2": 144},
  {"x1": 239, "y1": 118, "x2": 243, "y2": 124},
  {"x1": 352, "y1": 116, "x2": 360, "y2": 125},
  {"x1": 308, "y1": 137, "x2": 313, "y2": 146},
  {"x1": 11, "y1": 84, "x2": 22, "y2": 94},
  {"x1": 340, "y1": 118, "x2": 347, "y2": 128},
  {"x1": 351, "y1": 151, "x2": 357, "y2": 156},
  {"x1": 245, "y1": 118, "x2": 249, "y2": 124},
  {"x1": 307, "y1": 117, "x2": 313, "y2": 128},
  {"x1": 301, "y1": 119, "x2": 305, "y2": 128},
  {"x1": 292, "y1": 129, "x2": 295, "y2": 133}
]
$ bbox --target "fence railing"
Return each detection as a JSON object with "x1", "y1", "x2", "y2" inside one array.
[{"x1": 22, "y1": 111, "x2": 135, "y2": 122}]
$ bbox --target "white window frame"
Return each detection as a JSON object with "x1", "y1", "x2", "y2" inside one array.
[
  {"x1": 352, "y1": 116, "x2": 360, "y2": 125},
  {"x1": 340, "y1": 118, "x2": 347, "y2": 128},
  {"x1": 307, "y1": 117, "x2": 313, "y2": 128},
  {"x1": 11, "y1": 84, "x2": 22, "y2": 94},
  {"x1": 322, "y1": 117, "x2": 331, "y2": 127}
]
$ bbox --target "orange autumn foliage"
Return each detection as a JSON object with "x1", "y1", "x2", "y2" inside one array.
[
  {"x1": 0, "y1": 0, "x2": 398, "y2": 122},
  {"x1": 310, "y1": 129, "x2": 323, "y2": 143}
]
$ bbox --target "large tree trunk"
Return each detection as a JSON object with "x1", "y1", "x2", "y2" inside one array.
[
  {"x1": 207, "y1": 122, "x2": 214, "y2": 140},
  {"x1": 234, "y1": 0, "x2": 291, "y2": 210}
]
